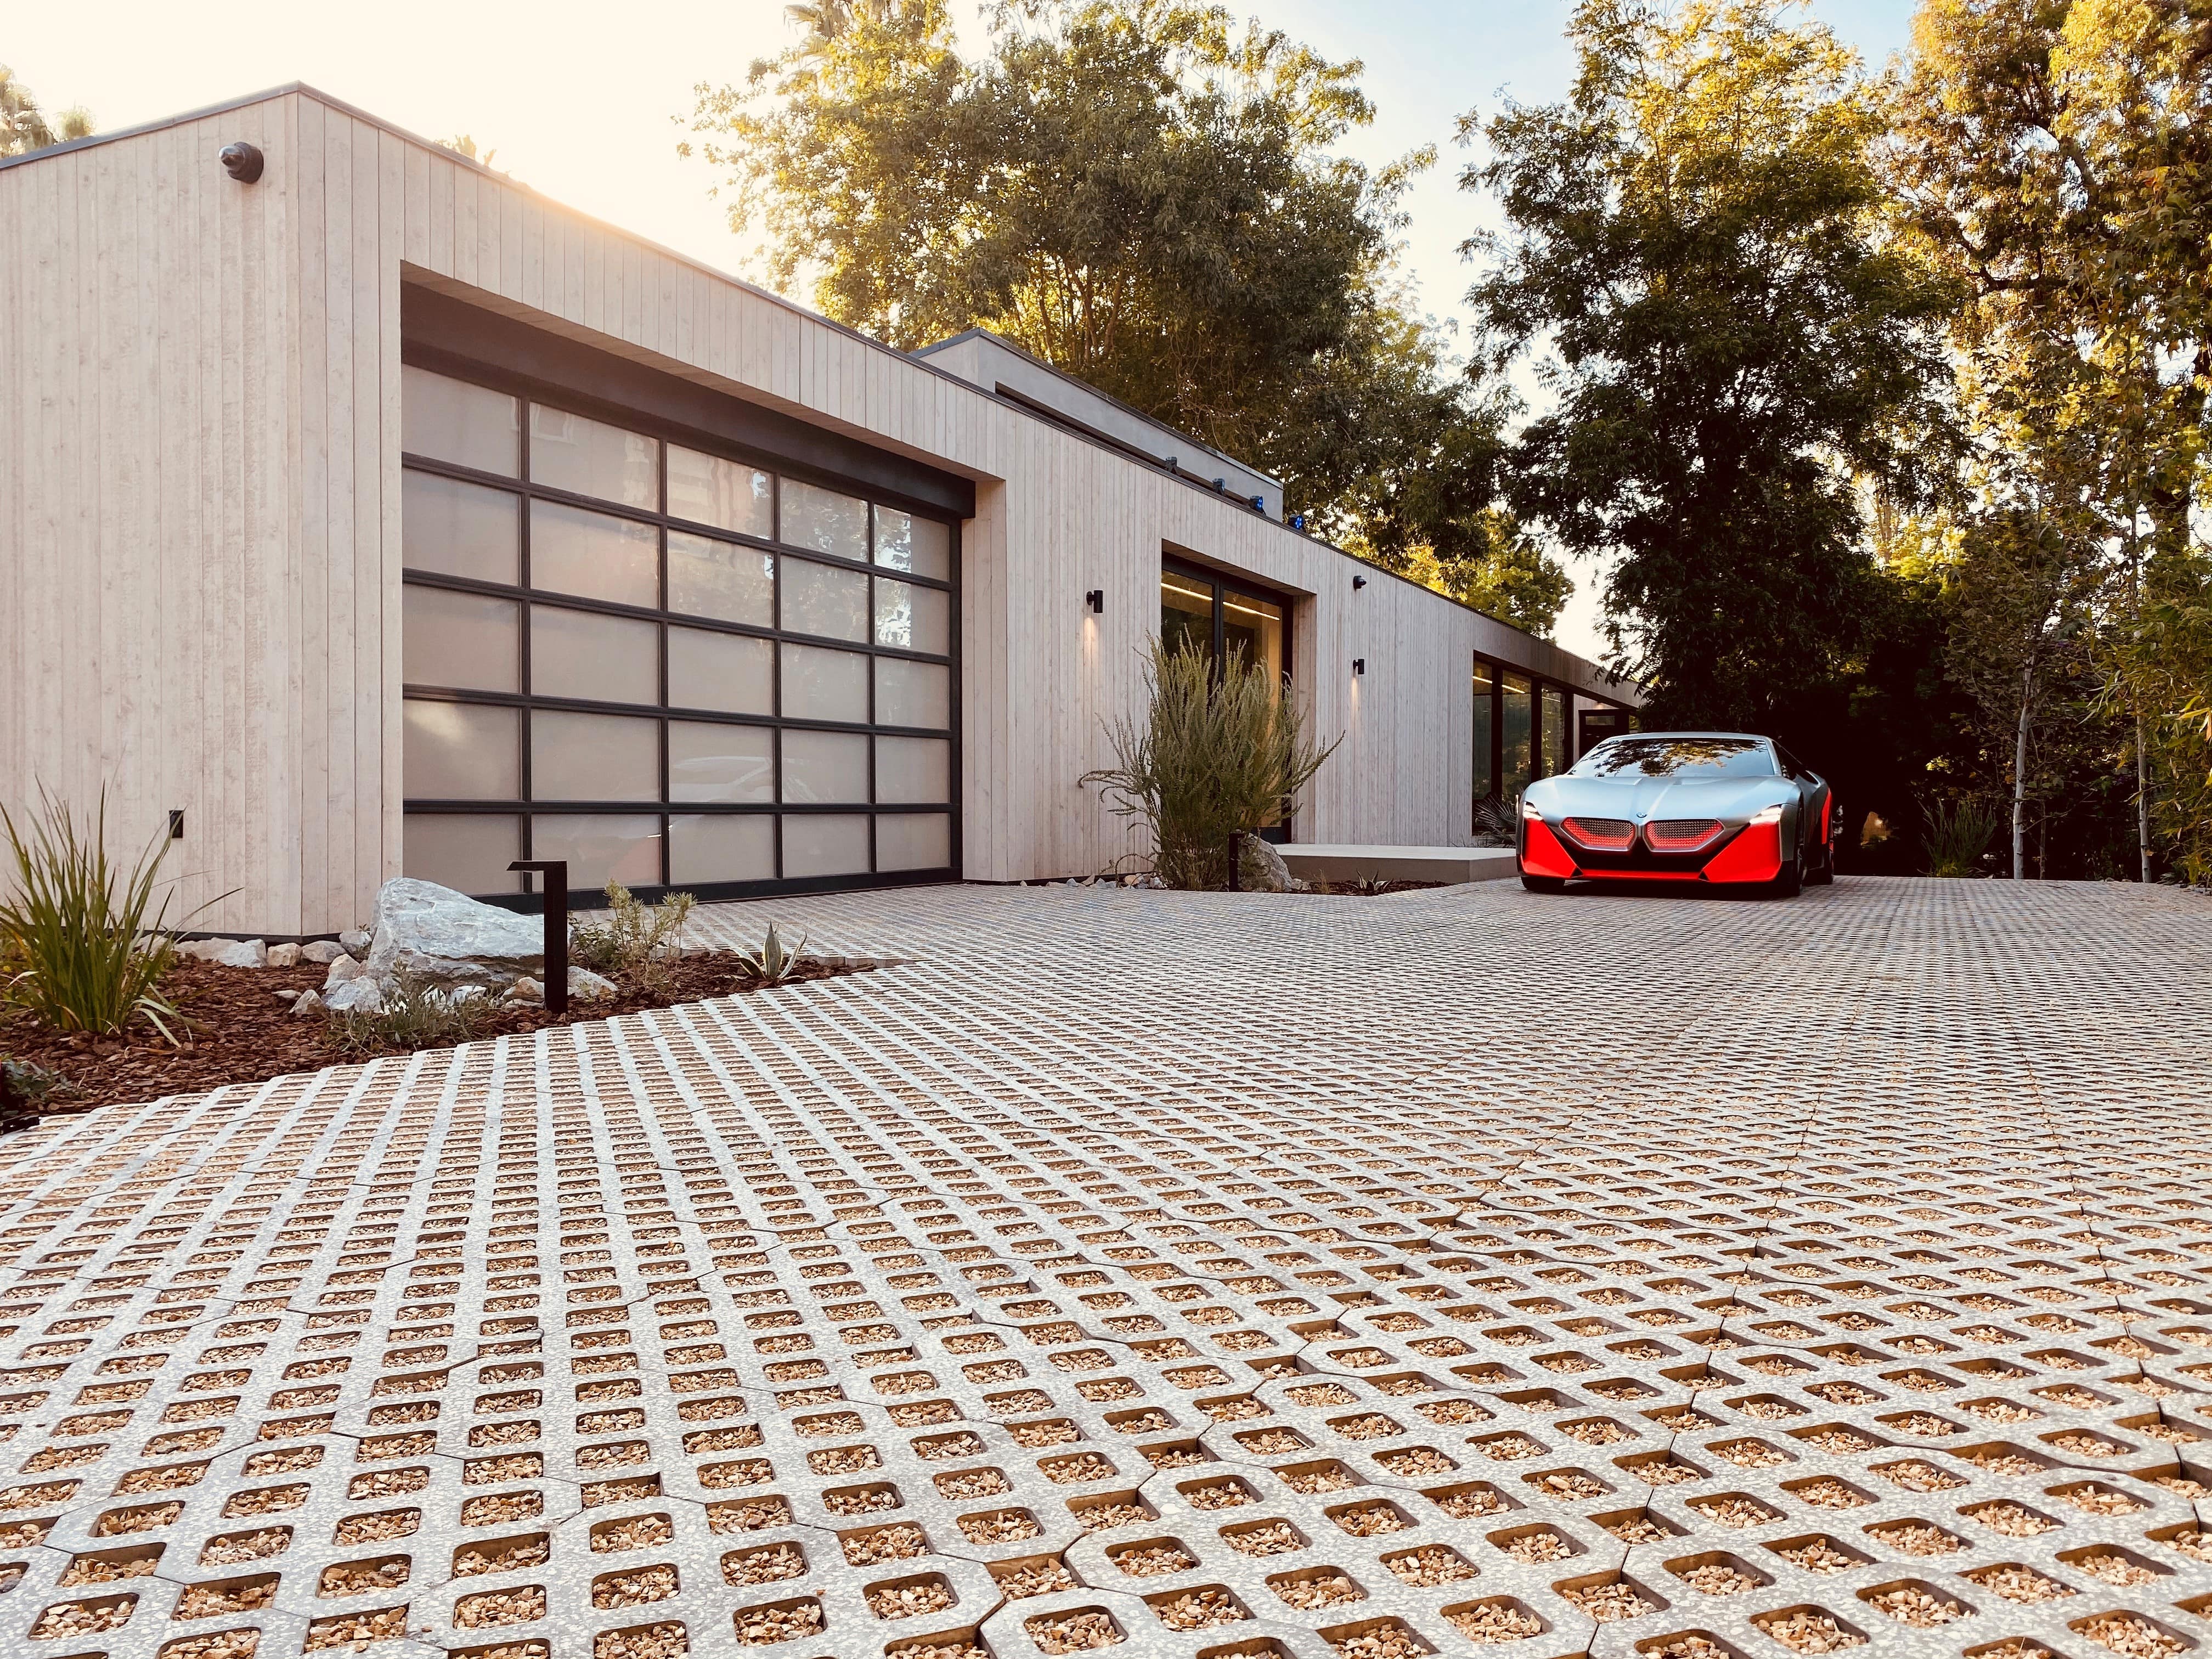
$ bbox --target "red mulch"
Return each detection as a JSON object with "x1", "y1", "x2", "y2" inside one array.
[{"x1": 1, "y1": 953, "x2": 875, "y2": 1113}]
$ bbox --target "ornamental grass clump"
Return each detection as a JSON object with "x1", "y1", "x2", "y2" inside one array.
[
  {"x1": 0, "y1": 786, "x2": 194, "y2": 1041},
  {"x1": 1084, "y1": 638, "x2": 1339, "y2": 890},
  {"x1": 1921, "y1": 795, "x2": 2001, "y2": 877}
]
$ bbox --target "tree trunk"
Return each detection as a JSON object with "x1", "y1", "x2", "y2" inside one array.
[{"x1": 2012, "y1": 663, "x2": 2032, "y2": 881}]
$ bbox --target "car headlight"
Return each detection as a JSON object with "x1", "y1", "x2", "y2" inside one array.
[
  {"x1": 1749, "y1": 804, "x2": 1785, "y2": 826},
  {"x1": 1521, "y1": 797, "x2": 1543, "y2": 821}
]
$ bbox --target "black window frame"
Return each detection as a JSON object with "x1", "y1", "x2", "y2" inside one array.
[{"x1": 399, "y1": 356, "x2": 962, "y2": 905}]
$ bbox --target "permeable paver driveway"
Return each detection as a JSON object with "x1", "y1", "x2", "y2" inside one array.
[{"x1": 1, "y1": 876, "x2": 2207, "y2": 1659}]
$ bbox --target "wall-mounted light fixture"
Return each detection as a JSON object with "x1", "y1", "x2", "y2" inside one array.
[
  {"x1": 219, "y1": 142, "x2": 264, "y2": 183},
  {"x1": 1249, "y1": 495, "x2": 1266, "y2": 512},
  {"x1": 1084, "y1": 589, "x2": 1104, "y2": 615},
  {"x1": 1352, "y1": 573, "x2": 1368, "y2": 590},
  {"x1": 168, "y1": 809, "x2": 185, "y2": 840},
  {"x1": 1352, "y1": 658, "x2": 1367, "y2": 676}
]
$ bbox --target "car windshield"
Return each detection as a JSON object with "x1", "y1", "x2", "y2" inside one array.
[{"x1": 1572, "y1": 737, "x2": 1775, "y2": 780}]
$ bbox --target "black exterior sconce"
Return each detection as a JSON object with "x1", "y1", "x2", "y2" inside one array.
[
  {"x1": 1352, "y1": 658, "x2": 1367, "y2": 676},
  {"x1": 1352, "y1": 573, "x2": 1368, "y2": 590},
  {"x1": 1084, "y1": 589, "x2": 1104, "y2": 614},
  {"x1": 220, "y1": 142, "x2": 264, "y2": 183}
]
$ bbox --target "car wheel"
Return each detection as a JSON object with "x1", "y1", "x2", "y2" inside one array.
[
  {"x1": 1521, "y1": 876, "x2": 1567, "y2": 894},
  {"x1": 1769, "y1": 860, "x2": 1803, "y2": 898}
]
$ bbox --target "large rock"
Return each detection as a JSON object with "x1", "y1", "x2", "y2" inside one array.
[
  {"x1": 1235, "y1": 834, "x2": 1295, "y2": 894},
  {"x1": 363, "y1": 878, "x2": 546, "y2": 989},
  {"x1": 266, "y1": 942, "x2": 302, "y2": 968},
  {"x1": 301, "y1": 940, "x2": 348, "y2": 964},
  {"x1": 324, "y1": 978, "x2": 384, "y2": 1014},
  {"x1": 177, "y1": 938, "x2": 268, "y2": 968},
  {"x1": 323, "y1": 955, "x2": 365, "y2": 990},
  {"x1": 569, "y1": 968, "x2": 618, "y2": 1000}
]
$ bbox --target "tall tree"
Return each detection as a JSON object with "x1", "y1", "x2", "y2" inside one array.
[
  {"x1": 0, "y1": 64, "x2": 92, "y2": 158},
  {"x1": 1468, "y1": 0, "x2": 1957, "y2": 730},
  {"x1": 686, "y1": 0, "x2": 1571, "y2": 633}
]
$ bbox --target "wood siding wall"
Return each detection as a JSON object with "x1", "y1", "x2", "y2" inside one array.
[{"x1": 1, "y1": 89, "x2": 1627, "y2": 932}]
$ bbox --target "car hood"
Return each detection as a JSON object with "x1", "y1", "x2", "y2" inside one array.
[{"x1": 1526, "y1": 774, "x2": 1791, "y2": 823}]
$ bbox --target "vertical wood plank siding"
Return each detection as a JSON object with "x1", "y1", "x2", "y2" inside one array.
[{"x1": 1, "y1": 89, "x2": 1623, "y2": 932}]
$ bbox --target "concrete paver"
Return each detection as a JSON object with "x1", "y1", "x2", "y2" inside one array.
[{"x1": 0, "y1": 876, "x2": 2206, "y2": 1659}]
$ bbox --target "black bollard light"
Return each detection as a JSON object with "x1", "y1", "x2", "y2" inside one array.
[{"x1": 508, "y1": 860, "x2": 570, "y2": 1014}]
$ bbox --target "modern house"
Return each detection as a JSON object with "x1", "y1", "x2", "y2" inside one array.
[{"x1": 0, "y1": 85, "x2": 1635, "y2": 936}]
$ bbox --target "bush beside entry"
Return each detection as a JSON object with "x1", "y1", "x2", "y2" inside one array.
[{"x1": 1084, "y1": 639, "x2": 1339, "y2": 890}]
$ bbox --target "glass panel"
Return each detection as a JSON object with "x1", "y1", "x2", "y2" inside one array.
[
  {"x1": 781, "y1": 729, "x2": 870, "y2": 803},
  {"x1": 873, "y1": 506, "x2": 951, "y2": 581},
  {"x1": 873, "y1": 577, "x2": 950, "y2": 655},
  {"x1": 528, "y1": 405, "x2": 658, "y2": 508},
  {"x1": 531, "y1": 607, "x2": 659, "y2": 706},
  {"x1": 669, "y1": 814, "x2": 776, "y2": 885},
  {"x1": 530, "y1": 501, "x2": 658, "y2": 608},
  {"x1": 781, "y1": 644, "x2": 869, "y2": 723},
  {"x1": 403, "y1": 471, "x2": 520, "y2": 585},
  {"x1": 667, "y1": 445, "x2": 771, "y2": 538},
  {"x1": 403, "y1": 586, "x2": 518, "y2": 693},
  {"x1": 874, "y1": 658, "x2": 951, "y2": 730},
  {"x1": 782, "y1": 813, "x2": 870, "y2": 878},
  {"x1": 876, "y1": 812, "x2": 951, "y2": 871},
  {"x1": 667, "y1": 532, "x2": 772, "y2": 627},
  {"x1": 1502, "y1": 672, "x2": 1534, "y2": 804},
  {"x1": 1540, "y1": 687, "x2": 1566, "y2": 779},
  {"x1": 782, "y1": 556, "x2": 870, "y2": 642},
  {"x1": 1222, "y1": 589, "x2": 1285, "y2": 686},
  {"x1": 404, "y1": 700, "x2": 519, "y2": 801},
  {"x1": 667, "y1": 627, "x2": 774, "y2": 715},
  {"x1": 781, "y1": 479, "x2": 868, "y2": 561},
  {"x1": 530, "y1": 710, "x2": 659, "y2": 802},
  {"x1": 531, "y1": 813, "x2": 663, "y2": 890},
  {"x1": 1161, "y1": 571, "x2": 1214, "y2": 659},
  {"x1": 669, "y1": 721, "x2": 774, "y2": 804},
  {"x1": 402, "y1": 366, "x2": 519, "y2": 476},
  {"x1": 404, "y1": 812, "x2": 520, "y2": 894},
  {"x1": 1471, "y1": 662, "x2": 1497, "y2": 805},
  {"x1": 876, "y1": 736, "x2": 950, "y2": 804}
]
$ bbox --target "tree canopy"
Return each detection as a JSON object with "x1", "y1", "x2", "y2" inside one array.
[{"x1": 0, "y1": 64, "x2": 91, "y2": 159}]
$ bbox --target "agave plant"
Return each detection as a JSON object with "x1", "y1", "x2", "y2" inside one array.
[{"x1": 737, "y1": 922, "x2": 810, "y2": 985}]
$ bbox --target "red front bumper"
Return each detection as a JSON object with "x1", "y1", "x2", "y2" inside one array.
[{"x1": 1520, "y1": 819, "x2": 1783, "y2": 885}]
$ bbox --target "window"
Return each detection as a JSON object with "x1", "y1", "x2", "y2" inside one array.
[
  {"x1": 1501, "y1": 672, "x2": 1534, "y2": 803},
  {"x1": 1539, "y1": 685, "x2": 1567, "y2": 779},
  {"x1": 1471, "y1": 661, "x2": 1497, "y2": 808},
  {"x1": 398, "y1": 363, "x2": 957, "y2": 897},
  {"x1": 1157, "y1": 562, "x2": 1290, "y2": 686}
]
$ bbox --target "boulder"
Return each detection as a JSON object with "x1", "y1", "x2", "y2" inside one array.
[
  {"x1": 323, "y1": 955, "x2": 365, "y2": 990},
  {"x1": 339, "y1": 929, "x2": 372, "y2": 955},
  {"x1": 291, "y1": 990, "x2": 324, "y2": 1017},
  {"x1": 300, "y1": 940, "x2": 348, "y2": 964},
  {"x1": 324, "y1": 978, "x2": 383, "y2": 1014},
  {"x1": 569, "y1": 967, "x2": 618, "y2": 1000},
  {"x1": 508, "y1": 976, "x2": 544, "y2": 1005},
  {"x1": 1235, "y1": 834, "x2": 1295, "y2": 894},
  {"x1": 266, "y1": 942, "x2": 302, "y2": 968},
  {"x1": 362, "y1": 878, "x2": 545, "y2": 989}
]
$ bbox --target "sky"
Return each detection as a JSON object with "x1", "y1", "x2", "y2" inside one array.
[{"x1": 5, "y1": 0, "x2": 1921, "y2": 661}]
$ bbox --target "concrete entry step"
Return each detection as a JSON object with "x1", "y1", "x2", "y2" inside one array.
[{"x1": 1275, "y1": 843, "x2": 1519, "y2": 884}]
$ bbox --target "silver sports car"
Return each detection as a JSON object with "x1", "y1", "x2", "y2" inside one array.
[{"x1": 1518, "y1": 732, "x2": 1836, "y2": 896}]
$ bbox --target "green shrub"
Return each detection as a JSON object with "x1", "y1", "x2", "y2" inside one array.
[
  {"x1": 1922, "y1": 796, "x2": 2001, "y2": 877},
  {"x1": 736, "y1": 922, "x2": 809, "y2": 985},
  {"x1": 571, "y1": 882, "x2": 696, "y2": 994},
  {"x1": 0, "y1": 786, "x2": 193, "y2": 1041},
  {"x1": 1084, "y1": 638, "x2": 1340, "y2": 890},
  {"x1": 331, "y1": 968, "x2": 493, "y2": 1058}
]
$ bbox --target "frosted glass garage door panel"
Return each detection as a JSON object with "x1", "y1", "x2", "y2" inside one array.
[
  {"x1": 782, "y1": 814, "x2": 870, "y2": 878},
  {"x1": 402, "y1": 366, "x2": 520, "y2": 477},
  {"x1": 531, "y1": 501, "x2": 658, "y2": 608},
  {"x1": 528, "y1": 405, "x2": 658, "y2": 508},
  {"x1": 873, "y1": 505, "x2": 951, "y2": 582},
  {"x1": 531, "y1": 814, "x2": 662, "y2": 890},
  {"x1": 873, "y1": 577, "x2": 949, "y2": 654},
  {"x1": 669, "y1": 721, "x2": 775, "y2": 804},
  {"x1": 404, "y1": 701, "x2": 520, "y2": 801},
  {"x1": 403, "y1": 472, "x2": 520, "y2": 584},
  {"x1": 874, "y1": 658, "x2": 950, "y2": 730},
  {"x1": 781, "y1": 729, "x2": 870, "y2": 804},
  {"x1": 877, "y1": 813, "x2": 951, "y2": 872},
  {"x1": 404, "y1": 813, "x2": 521, "y2": 894},
  {"x1": 781, "y1": 644, "x2": 869, "y2": 724},
  {"x1": 781, "y1": 479, "x2": 868, "y2": 561},
  {"x1": 668, "y1": 446, "x2": 772, "y2": 538},
  {"x1": 669, "y1": 814, "x2": 776, "y2": 885},
  {"x1": 403, "y1": 588, "x2": 518, "y2": 693},
  {"x1": 531, "y1": 608, "x2": 659, "y2": 706},
  {"x1": 875, "y1": 736, "x2": 950, "y2": 804},
  {"x1": 667, "y1": 628, "x2": 772, "y2": 716},
  {"x1": 782, "y1": 557, "x2": 869, "y2": 642},
  {"x1": 668, "y1": 533, "x2": 773, "y2": 627},
  {"x1": 530, "y1": 710, "x2": 660, "y2": 802}
]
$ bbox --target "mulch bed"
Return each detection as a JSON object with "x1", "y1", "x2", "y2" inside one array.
[{"x1": 1, "y1": 953, "x2": 878, "y2": 1114}]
